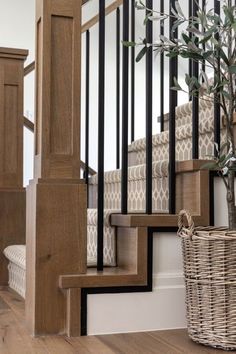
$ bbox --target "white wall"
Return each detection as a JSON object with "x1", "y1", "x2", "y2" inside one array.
[{"x1": 87, "y1": 232, "x2": 186, "y2": 335}]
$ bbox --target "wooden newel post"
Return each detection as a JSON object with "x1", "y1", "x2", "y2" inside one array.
[
  {"x1": 0, "y1": 48, "x2": 28, "y2": 285},
  {"x1": 26, "y1": 0, "x2": 87, "y2": 335}
]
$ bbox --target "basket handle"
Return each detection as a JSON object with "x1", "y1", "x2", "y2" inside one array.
[{"x1": 178, "y1": 210, "x2": 195, "y2": 235}]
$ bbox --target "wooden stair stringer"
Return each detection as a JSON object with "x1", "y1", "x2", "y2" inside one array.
[
  {"x1": 59, "y1": 160, "x2": 211, "y2": 337},
  {"x1": 59, "y1": 226, "x2": 148, "y2": 337}
]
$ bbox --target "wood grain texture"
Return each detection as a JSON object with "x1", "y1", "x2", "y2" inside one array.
[
  {"x1": 26, "y1": 180, "x2": 87, "y2": 335},
  {"x1": 26, "y1": 0, "x2": 87, "y2": 336},
  {"x1": 60, "y1": 268, "x2": 146, "y2": 289},
  {"x1": 60, "y1": 227, "x2": 148, "y2": 290},
  {"x1": 0, "y1": 48, "x2": 27, "y2": 285},
  {"x1": 0, "y1": 48, "x2": 27, "y2": 188},
  {"x1": 111, "y1": 213, "x2": 208, "y2": 228},
  {"x1": 35, "y1": 0, "x2": 82, "y2": 179},
  {"x1": 24, "y1": 116, "x2": 34, "y2": 132},
  {"x1": 0, "y1": 289, "x2": 230, "y2": 354},
  {"x1": 24, "y1": 61, "x2": 35, "y2": 76},
  {"x1": 66, "y1": 288, "x2": 81, "y2": 337}
]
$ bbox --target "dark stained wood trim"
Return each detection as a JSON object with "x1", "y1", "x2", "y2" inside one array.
[
  {"x1": 82, "y1": 0, "x2": 123, "y2": 33},
  {"x1": 23, "y1": 116, "x2": 34, "y2": 132},
  {"x1": 110, "y1": 214, "x2": 208, "y2": 228},
  {"x1": 24, "y1": 62, "x2": 35, "y2": 76},
  {"x1": 80, "y1": 161, "x2": 96, "y2": 176}
]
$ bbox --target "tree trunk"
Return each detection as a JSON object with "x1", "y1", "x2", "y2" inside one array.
[{"x1": 227, "y1": 170, "x2": 236, "y2": 230}]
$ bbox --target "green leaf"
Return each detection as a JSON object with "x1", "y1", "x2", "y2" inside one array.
[
  {"x1": 232, "y1": 22, "x2": 236, "y2": 31},
  {"x1": 136, "y1": 46, "x2": 148, "y2": 62},
  {"x1": 203, "y1": 51, "x2": 214, "y2": 60},
  {"x1": 223, "y1": 5, "x2": 234, "y2": 24},
  {"x1": 182, "y1": 33, "x2": 191, "y2": 44},
  {"x1": 229, "y1": 65, "x2": 236, "y2": 73},
  {"x1": 199, "y1": 34, "x2": 212, "y2": 45},
  {"x1": 172, "y1": 77, "x2": 182, "y2": 91},
  {"x1": 219, "y1": 49, "x2": 230, "y2": 66},
  {"x1": 222, "y1": 90, "x2": 231, "y2": 100},
  {"x1": 122, "y1": 41, "x2": 136, "y2": 47},
  {"x1": 166, "y1": 51, "x2": 178, "y2": 58}
]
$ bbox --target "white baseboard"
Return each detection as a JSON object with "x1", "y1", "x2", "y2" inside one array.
[
  {"x1": 87, "y1": 272, "x2": 187, "y2": 335},
  {"x1": 153, "y1": 272, "x2": 185, "y2": 289}
]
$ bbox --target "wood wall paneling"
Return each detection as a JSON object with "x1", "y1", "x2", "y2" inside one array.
[{"x1": 0, "y1": 48, "x2": 28, "y2": 284}]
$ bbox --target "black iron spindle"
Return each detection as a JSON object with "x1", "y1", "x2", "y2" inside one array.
[
  {"x1": 146, "y1": 0, "x2": 153, "y2": 214},
  {"x1": 214, "y1": 0, "x2": 221, "y2": 154},
  {"x1": 169, "y1": 0, "x2": 178, "y2": 214},
  {"x1": 116, "y1": 8, "x2": 120, "y2": 169},
  {"x1": 189, "y1": 0, "x2": 193, "y2": 80},
  {"x1": 202, "y1": 0, "x2": 206, "y2": 75},
  {"x1": 97, "y1": 0, "x2": 105, "y2": 271},
  {"x1": 85, "y1": 30, "x2": 90, "y2": 186},
  {"x1": 160, "y1": 0, "x2": 164, "y2": 132},
  {"x1": 121, "y1": 0, "x2": 130, "y2": 215},
  {"x1": 192, "y1": 0, "x2": 199, "y2": 159},
  {"x1": 131, "y1": 0, "x2": 135, "y2": 142}
]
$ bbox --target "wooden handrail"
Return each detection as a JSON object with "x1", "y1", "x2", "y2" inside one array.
[
  {"x1": 80, "y1": 161, "x2": 96, "y2": 176},
  {"x1": 24, "y1": 61, "x2": 35, "y2": 76},
  {"x1": 23, "y1": 118, "x2": 96, "y2": 176},
  {"x1": 24, "y1": 116, "x2": 34, "y2": 132},
  {"x1": 82, "y1": 0, "x2": 123, "y2": 33},
  {"x1": 23, "y1": 0, "x2": 122, "y2": 77}
]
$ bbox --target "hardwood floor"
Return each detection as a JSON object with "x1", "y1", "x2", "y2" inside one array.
[{"x1": 0, "y1": 287, "x2": 234, "y2": 354}]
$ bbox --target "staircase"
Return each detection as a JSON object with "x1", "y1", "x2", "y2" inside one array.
[{"x1": 0, "y1": 0, "x2": 222, "y2": 338}]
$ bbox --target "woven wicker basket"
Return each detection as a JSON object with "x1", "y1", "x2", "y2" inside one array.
[{"x1": 178, "y1": 210, "x2": 236, "y2": 351}]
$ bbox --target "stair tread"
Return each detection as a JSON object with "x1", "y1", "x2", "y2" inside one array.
[{"x1": 59, "y1": 267, "x2": 146, "y2": 289}]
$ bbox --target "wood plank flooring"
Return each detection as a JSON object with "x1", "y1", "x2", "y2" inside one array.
[{"x1": 0, "y1": 287, "x2": 234, "y2": 354}]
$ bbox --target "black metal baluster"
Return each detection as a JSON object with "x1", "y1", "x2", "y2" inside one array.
[
  {"x1": 116, "y1": 8, "x2": 120, "y2": 169},
  {"x1": 131, "y1": 0, "x2": 135, "y2": 142},
  {"x1": 146, "y1": 0, "x2": 153, "y2": 214},
  {"x1": 160, "y1": 0, "x2": 164, "y2": 132},
  {"x1": 169, "y1": 0, "x2": 178, "y2": 214},
  {"x1": 85, "y1": 30, "x2": 90, "y2": 186},
  {"x1": 214, "y1": 0, "x2": 221, "y2": 154},
  {"x1": 97, "y1": 0, "x2": 105, "y2": 271},
  {"x1": 202, "y1": 0, "x2": 206, "y2": 75},
  {"x1": 121, "y1": 0, "x2": 130, "y2": 215},
  {"x1": 189, "y1": 0, "x2": 193, "y2": 80},
  {"x1": 192, "y1": 0, "x2": 199, "y2": 159}
]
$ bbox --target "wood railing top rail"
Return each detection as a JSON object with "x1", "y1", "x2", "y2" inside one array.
[
  {"x1": 82, "y1": 0, "x2": 123, "y2": 33},
  {"x1": 24, "y1": 62, "x2": 35, "y2": 76},
  {"x1": 24, "y1": 116, "x2": 34, "y2": 132},
  {"x1": 23, "y1": 117, "x2": 96, "y2": 176},
  {"x1": 80, "y1": 161, "x2": 96, "y2": 176},
  {"x1": 24, "y1": 0, "x2": 123, "y2": 77}
]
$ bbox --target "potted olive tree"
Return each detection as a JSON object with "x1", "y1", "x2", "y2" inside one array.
[{"x1": 126, "y1": 0, "x2": 236, "y2": 350}]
